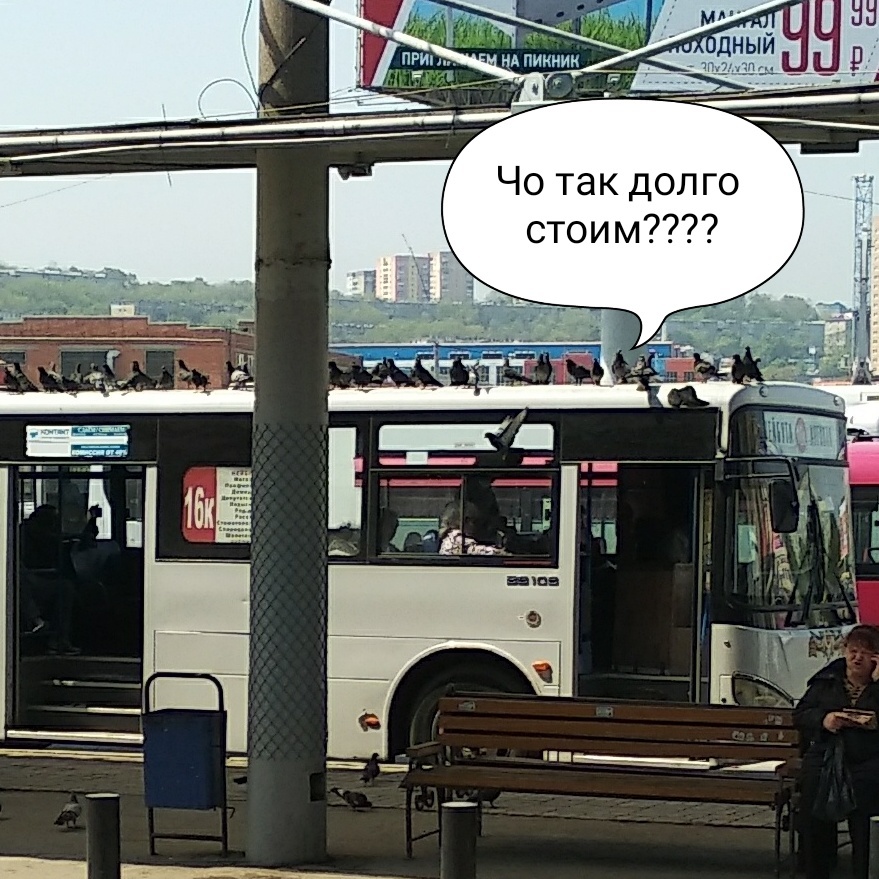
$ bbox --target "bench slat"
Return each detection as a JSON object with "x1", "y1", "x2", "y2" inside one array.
[
  {"x1": 439, "y1": 732, "x2": 799, "y2": 763},
  {"x1": 439, "y1": 695, "x2": 795, "y2": 728},
  {"x1": 440, "y1": 715, "x2": 798, "y2": 746},
  {"x1": 403, "y1": 764, "x2": 787, "y2": 806}
]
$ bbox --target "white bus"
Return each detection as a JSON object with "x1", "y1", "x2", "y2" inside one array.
[{"x1": 0, "y1": 380, "x2": 857, "y2": 759}]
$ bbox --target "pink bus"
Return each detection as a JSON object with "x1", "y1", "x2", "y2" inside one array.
[{"x1": 847, "y1": 433, "x2": 879, "y2": 624}]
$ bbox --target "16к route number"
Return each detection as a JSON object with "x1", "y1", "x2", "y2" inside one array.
[{"x1": 781, "y1": 0, "x2": 876, "y2": 77}]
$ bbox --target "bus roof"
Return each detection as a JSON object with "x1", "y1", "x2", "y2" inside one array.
[{"x1": 0, "y1": 380, "x2": 847, "y2": 417}]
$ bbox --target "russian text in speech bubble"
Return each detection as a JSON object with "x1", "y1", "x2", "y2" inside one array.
[{"x1": 441, "y1": 99, "x2": 805, "y2": 349}]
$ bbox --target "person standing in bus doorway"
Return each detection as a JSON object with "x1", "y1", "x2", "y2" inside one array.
[
  {"x1": 793, "y1": 625, "x2": 879, "y2": 879},
  {"x1": 19, "y1": 505, "x2": 79, "y2": 656}
]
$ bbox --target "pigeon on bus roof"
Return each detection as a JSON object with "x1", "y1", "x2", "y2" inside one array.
[
  {"x1": 158, "y1": 366, "x2": 175, "y2": 390},
  {"x1": 730, "y1": 354, "x2": 748, "y2": 385},
  {"x1": 566, "y1": 359, "x2": 591, "y2": 386},
  {"x1": 742, "y1": 346, "x2": 764, "y2": 382},
  {"x1": 611, "y1": 351, "x2": 630, "y2": 385},
  {"x1": 360, "y1": 753, "x2": 381, "y2": 784},
  {"x1": 191, "y1": 368, "x2": 210, "y2": 393},
  {"x1": 591, "y1": 358, "x2": 605, "y2": 385},
  {"x1": 667, "y1": 386, "x2": 709, "y2": 408},
  {"x1": 38, "y1": 366, "x2": 64, "y2": 393},
  {"x1": 227, "y1": 360, "x2": 253, "y2": 390},
  {"x1": 631, "y1": 353, "x2": 658, "y2": 392},
  {"x1": 177, "y1": 359, "x2": 194, "y2": 388},
  {"x1": 693, "y1": 353, "x2": 720, "y2": 381},
  {"x1": 502, "y1": 357, "x2": 532, "y2": 385},
  {"x1": 331, "y1": 787, "x2": 372, "y2": 810},
  {"x1": 329, "y1": 360, "x2": 351, "y2": 389},
  {"x1": 4, "y1": 365, "x2": 26, "y2": 393},
  {"x1": 387, "y1": 358, "x2": 415, "y2": 387},
  {"x1": 533, "y1": 353, "x2": 552, "y2": 385},
  {"x1": 449, "y1": 357, "x2": 469, "y2": 387},
  {"x1": 81, "y1": 363, "x2": 110, "y2": 395},
  {"x1": 118, "y1": 361, "x2": 157, "y2": 392},
  {"x1": 351, "y1": 364, "x2": 373, "y2": 389},
  {"x1": 412, "y1": 357, "x2": 442, "y2": 388}
]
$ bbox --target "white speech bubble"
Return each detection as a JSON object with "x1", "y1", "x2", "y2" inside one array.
[{"x1": 441, "y1": 99, "x2": 804, "y2": 349}]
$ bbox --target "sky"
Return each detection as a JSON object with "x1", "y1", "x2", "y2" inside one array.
[{"x1": 0, "y1": 0, "x2": 875, "y2": 307}]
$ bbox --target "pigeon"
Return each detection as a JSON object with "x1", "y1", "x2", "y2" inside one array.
[
  {"x1": 360, "y1": 752, "x2": 381, "y2": 784},
  {"x1": 693, "y1": 353, "x2": 718, "y2": 381},
  {"x1": 502, "y1": 357, "x2": 532, "y2": 384},
  {"x1": 157, "y1": 366, "x2": 175, "y2": 390},
  {"x1": 54, "y1": 793, "x2": 81, "y2": 829},
  {"x1": 412, "y1": 357, "x2": 442, "y2": 388},
  {"x1": 730, "y1": 354, "x2": 748, "y2": 385},
  {"x1": 328, "y1": 360, "x2": 351, "y2": 389},
  {"x1": 227, "y1": 360, "x2": 253, "y2": 390},
  {"x1": 351, "y1": 365, "x2": 373, "y2": 388},
  {"x1": 591, "y1": 358, "x2": 605, "y2": 385},
  {"x1": 387, "y1": 358, "x2": 415, "y2": 387},
  {"x1": 631, "y1": 353, "x2": 657, "y2": 392},
  {"x1": 118, "y1": 360, "x2": 157, "y2": 392},
  {"x1": 177, "y1": 359, "x2": 194, "y2": 388},
  {"x1": 11, "y1": 363, "x2": 38, "y2": 392},
  {"x1": 82, "y1": 363, "x2": 109, "y2": 395},
  {"x1": 742, "y1": 346, "x2": 764, "y2": 382},
  {"x1": 467, "y1": 788, "x2": 502, "y2": 807},
  {"x1": 668, "y1": 386, "x2": 710, "y2": 408},
  {"x1": 191, "y1": 368, "x2": 210, "y2": 392},
  {"x1": 611, "y1": 351, "x2": 630, "y2": 385},
  {"x1": 101, "y1": 363, "x2": 116, "y2": 385},
  {"x1": 449, "y1": 357, "x2": 469, "y2": 387},
  {"x1": 37, "y1": 366, "x2": 63, "y2": 393},
  {"x1": 486, "y1": 408, "x2": 528, "y2": 453},
  {"x1": 566, "y1": 359, "x2": 591, "y2": 386},
  {"x1": 4, "y1": 366, "x2": 25, "y2": 393},
  {"x1": 331, "y1": 787, "x2": 372, "y2": 809},
  {"x1": 533, "y1": 353, "x2": 553, "y2": 385}
]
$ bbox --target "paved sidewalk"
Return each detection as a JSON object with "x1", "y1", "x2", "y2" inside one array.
[{"x1": 0, "y1": 750, "x2": 798, "y2": 878}]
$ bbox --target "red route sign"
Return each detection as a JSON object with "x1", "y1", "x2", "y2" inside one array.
[{"x1": 182, "y1": 466, "x2": 218, "y2": 543}]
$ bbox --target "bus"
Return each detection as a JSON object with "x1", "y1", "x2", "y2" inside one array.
[
  {"x1": 845, "y1": 401, "x2": 879, "y2": 624},
  {"x1": 0, "y1": 381, "x2": 856, "y2": 759}
]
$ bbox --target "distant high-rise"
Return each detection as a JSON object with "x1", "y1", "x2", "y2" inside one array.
[
  {"x1": 346, "y1": 269, "x2": 376, "y2": 299},
  {"x1": 376, "y1": 255, "x2": 430, "y2": 302},
  {"x1": 429, "y1": 251, "x2": 474, "y2": 304}
]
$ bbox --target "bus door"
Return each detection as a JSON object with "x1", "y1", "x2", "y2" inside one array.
[
  {"x1": 10, "y1": 463, "x2": 145, "y2": 738},
  {"x1": 576, "y1": 462, "x2": 709, "y2": 702}
]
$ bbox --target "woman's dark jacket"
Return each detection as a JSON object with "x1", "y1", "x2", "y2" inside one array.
[{"x1": 794, "y1": 658, "x2": 879, "y2": 765}]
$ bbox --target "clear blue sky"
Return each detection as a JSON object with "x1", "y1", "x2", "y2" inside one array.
[{"x1": 0, "y1": 0, "x2": 875, "y2": 307}]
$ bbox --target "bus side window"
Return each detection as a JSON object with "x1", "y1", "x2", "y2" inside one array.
[{"x1": 328, "y1": 426, "x2": 362, "y2": 558}]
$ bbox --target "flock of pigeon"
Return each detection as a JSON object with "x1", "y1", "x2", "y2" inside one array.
[
  {"x1": 329, "y1": 347, "x2": 765, "y2": 392},
  {"x1": 1, "y1": 359, "x2": 255, "y2": 395}
]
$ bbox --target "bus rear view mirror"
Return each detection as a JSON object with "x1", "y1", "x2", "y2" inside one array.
[{"x1": 769, "y1": 480, "x2": 799, "y2": 534}]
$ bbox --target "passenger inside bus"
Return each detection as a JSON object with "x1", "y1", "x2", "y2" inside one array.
[
  {"x1": 19, "y1": 505, "x2": 79, "y2": 655},
  {"x1": 438, "y1": 501, "x2": 507, "y2": 556}
]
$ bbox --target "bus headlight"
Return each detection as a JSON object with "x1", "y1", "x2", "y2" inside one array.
[{"x1": 731, "y1": 674, "x2": 794, "y2": 709}]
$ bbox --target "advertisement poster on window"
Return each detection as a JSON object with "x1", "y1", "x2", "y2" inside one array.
[{"x1": 358, "y1": 0, "x2": 879, "y2": 99}]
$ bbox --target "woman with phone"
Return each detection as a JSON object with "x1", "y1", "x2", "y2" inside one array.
[{"x1": 794, "y1": 625, "x2": 879, "y2": 879}]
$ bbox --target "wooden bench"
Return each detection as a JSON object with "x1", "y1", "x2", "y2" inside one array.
[{"x1": 401, "y1": 691, "x2": 801, "y2": 877}]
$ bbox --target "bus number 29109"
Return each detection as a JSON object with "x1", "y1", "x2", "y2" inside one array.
[{"x1": 506, "y1": 576, "x2": 560, "y2": 588}]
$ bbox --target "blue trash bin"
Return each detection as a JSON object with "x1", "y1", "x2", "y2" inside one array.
[{"x1": 142, "y1": 673, "x2": 229, "y2": 856}]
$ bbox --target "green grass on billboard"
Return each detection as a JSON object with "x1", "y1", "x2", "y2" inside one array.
[{"x1": 382, "y1": 10, "x2": 646, "y2": 90}]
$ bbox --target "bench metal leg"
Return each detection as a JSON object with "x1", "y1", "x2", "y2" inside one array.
[{"x1": 774, "y1": 799, "x2": 782, "y2": 879}]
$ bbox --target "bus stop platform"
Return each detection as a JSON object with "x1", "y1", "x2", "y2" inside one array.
[{"x1": 0, "y1": 749, "x2": 800, "y2": 878}]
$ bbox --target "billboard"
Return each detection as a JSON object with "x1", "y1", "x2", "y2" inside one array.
[{"x1": 358, "y1": 0, "x2": 879, "y2": 101}]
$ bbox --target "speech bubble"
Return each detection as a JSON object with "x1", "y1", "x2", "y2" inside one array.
[{"x1": 441, "y1": 98, "x2": 805, "y2": 348}]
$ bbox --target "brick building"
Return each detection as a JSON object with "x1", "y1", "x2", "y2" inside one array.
[{"x1": 0, "y1": 315, "x2": 256, "y2": 387}]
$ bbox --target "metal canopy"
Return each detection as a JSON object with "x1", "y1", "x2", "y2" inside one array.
[{"x1": 3, "y1": 84, "x2": 879, "y2": 177}]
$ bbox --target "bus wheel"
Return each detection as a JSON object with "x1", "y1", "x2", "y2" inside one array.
[{"x1": 402, "y1": 659, "x2": 531, "y2": 755}]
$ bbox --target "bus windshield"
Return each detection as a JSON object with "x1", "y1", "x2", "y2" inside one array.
[{"x1": 730, "y1": 463, "x2": 856, "y2": 628}]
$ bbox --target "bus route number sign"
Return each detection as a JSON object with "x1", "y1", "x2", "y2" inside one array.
[{"x1": 182, "y1": 466, "x2": 252, "y2": 544}]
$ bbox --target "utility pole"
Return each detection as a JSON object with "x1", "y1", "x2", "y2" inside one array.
[
  {"x1": 247, "y1": 0, "x2": 330, "y2": 866},
  {"x1": 852, "y1": 174, "x2": 874, "y2": 377}
]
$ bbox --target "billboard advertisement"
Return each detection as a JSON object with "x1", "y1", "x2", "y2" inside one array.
[{"x1": 358, "y1": 0, "x2": 879, "y2": 98}]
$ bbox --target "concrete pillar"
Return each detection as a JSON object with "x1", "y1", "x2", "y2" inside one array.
[
  {"x1": 86, "y1": 793, "x2": 121, "y2": 879},
  {"x1": 599, "y1": 309, "x2": 643, "y2": 385},
  {"x1": 246, "y1": 0, "x2": 330, "y2": 866}
]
